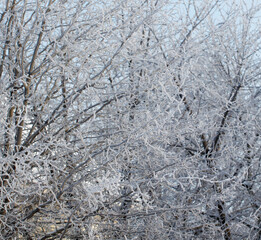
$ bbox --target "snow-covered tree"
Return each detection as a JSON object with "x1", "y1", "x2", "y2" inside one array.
[{"x1": 0, "y1": 0, "x2": 260, "y2": 239}]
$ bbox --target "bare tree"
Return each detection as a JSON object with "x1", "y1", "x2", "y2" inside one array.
[{"x1": 0, "y1": 0, "x2": 261, "y2": 239}]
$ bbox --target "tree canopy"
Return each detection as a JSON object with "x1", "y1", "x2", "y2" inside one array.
[{"x1": 0, "y1": 0, "x2": 261, "y2": 239}]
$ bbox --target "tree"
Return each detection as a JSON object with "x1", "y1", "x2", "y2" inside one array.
[{"x1": 0, "y1": 0, "x2": 261, "y2": 239}]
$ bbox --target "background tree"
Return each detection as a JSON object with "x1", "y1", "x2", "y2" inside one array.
[{"x1": 0, "y1": 0, "x2": 261, "y2": 239}]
